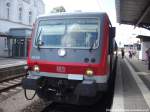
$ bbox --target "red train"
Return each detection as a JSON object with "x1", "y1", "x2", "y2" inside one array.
[{"x1": 22, "y1": 12, "x2": 117, "y2": 105}]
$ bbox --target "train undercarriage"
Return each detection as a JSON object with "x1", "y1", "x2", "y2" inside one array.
[{"x1": 23, "y1": 76, "x2": 108, "y2": 105}]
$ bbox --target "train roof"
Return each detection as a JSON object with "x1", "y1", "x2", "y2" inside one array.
[{"x1": 37, "y1": 12, "x2": 108, "y2": 20}]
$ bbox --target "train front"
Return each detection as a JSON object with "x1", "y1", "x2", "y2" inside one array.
[{"x1": 22, "y1": 13, "x2": 110, "y2": 105}]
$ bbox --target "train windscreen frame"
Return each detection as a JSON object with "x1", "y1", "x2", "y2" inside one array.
[{"x1": 34, "y1": 17, "x2": 100, "y2": 49}]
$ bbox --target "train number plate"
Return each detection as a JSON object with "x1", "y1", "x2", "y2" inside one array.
[
  {"x1": 68, "y1": 74, "x2": 83, "y2": 80},
  {"x1": 56, "y1": 66, "x2": 66, "y2": 73}
]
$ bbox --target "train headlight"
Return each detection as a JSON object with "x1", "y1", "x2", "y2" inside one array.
[
  {"x1": 24, "y1": 66, "x2": 29, "y2": 70},
  {"x1": 86, "y1": 69, "x2": 93, "y2": 76},
  {"x1": 33, "y1": 65, "x2": 40, "y2": 72}
]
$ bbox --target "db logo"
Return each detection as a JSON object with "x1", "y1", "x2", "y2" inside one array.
[{"x1": 56, "y1": 66, "x2": 66, "y2": 73}]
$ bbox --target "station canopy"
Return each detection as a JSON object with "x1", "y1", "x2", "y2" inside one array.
[
  {"x1": 9, "y1": 28, "x2": 32, "y2": 38},
  {"x1": 136, "y1": 35, "x2": 150, "y2": 41},
  {"x1": 116, "y1": 0, "x2": 150, "y2": 30},
  {"x1": 0, "y1": 32, "x2": 9, "y2": 37}
]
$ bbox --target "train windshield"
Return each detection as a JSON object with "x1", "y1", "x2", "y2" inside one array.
[{"x1": 35, "y1": 18, "x2": 99, "y2": 49}]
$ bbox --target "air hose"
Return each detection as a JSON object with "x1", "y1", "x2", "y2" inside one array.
[
  {"x1": 24, "y1": 89, "x2": 37, "y2": 100},
  {"x1": 23, "y1": 70, "x2": 37, "y2": 100}
]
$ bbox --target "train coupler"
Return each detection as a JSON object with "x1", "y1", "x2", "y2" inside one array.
[{"x1": 22, "y1": 75, "x2": 41, "y2": 90}]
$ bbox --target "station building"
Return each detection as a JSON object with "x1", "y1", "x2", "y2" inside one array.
[
  {"x1": 136, "y1": 35, "x2": 150, "y2": 61},
  {"x1": 0, "y1": 0, "x2": 45, "y2": 57}
]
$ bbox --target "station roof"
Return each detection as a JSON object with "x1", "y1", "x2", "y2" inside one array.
[
  {"x1": 116, "y1": 0, "x2": 150, "y2": 30},
  {"x1": 136, "y1": 35, "x2": 150, "y2": 41}
]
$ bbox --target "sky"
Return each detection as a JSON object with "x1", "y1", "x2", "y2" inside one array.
[
  {"x1": 43, "y1": 0, "x2": 116, "y2": 24},
  {"x1": 42, "y1": 0, "x2": 150, "y2": 47}
]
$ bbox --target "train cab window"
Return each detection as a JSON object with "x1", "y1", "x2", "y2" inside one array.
[
  {"x1": 63, "y1": 32, "x2": 86, "y2": 47},
  {"x1": 35, "y1": 18, "x2": 99, "y2": 49},
  {"x1": 85, "y1": 32, "x2": 98, "y2": 47},
  {"x1": 42, "y1": 35, "x2": 62, "y2": 46},
  {"x1": 37, "y1": 25, "x2": 65, "y2": 47}
]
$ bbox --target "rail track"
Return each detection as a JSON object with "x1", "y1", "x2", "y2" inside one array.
[
  {"x1": 0, "y1": 74, "x2": 25, "y2": 93},
  {"x1": 40, "y1": 87, "x2": 114, "y2": 112},
  {"x1": 41, "y1": 102, "x2": 93, "y2": 112},
  {"x1": 0, "y1": 65, "x2": 25, "y2": 81}
]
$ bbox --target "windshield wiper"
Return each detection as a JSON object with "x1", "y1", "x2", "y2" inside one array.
[
  {"x1": 36, "y1": 28, "x2": 42, "y2": 44},
  {"x1": 36, "y1": 28, "x2": 43, "y2": 49},
  {"x1": 89, "y1": 42, "x2": 95, "y2": 52}
]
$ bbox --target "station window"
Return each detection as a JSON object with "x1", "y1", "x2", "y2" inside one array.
[
  {"x1": 29, "y1": 11, "x2": 32, "y2": 24},
  {"x1": 6, "y1": 3, "x2": 10, "y2": 19},
  {"x1": 23, "y1": 0, "x2": 31, "y2": 4},
  {"x1": 19, "y1": 7, "x2": 22, "y2": 21},
  {"x1": 34, "y1": 0, "x2": 37, "y2": 7},
  {"x1": 4, "y1": 38, "x2": 8, "y2": 49}
]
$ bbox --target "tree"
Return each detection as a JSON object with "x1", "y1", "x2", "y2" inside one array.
[{"x1": 51, "y1": 6, "x2": 66, "y2": 13}]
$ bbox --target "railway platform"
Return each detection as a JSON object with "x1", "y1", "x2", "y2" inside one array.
[
  {"x1": 0, "y1": 58, "x2": 26, "y2": 69},
  {"x1": 111, "y1": 56, "x2": 150, "y2": 112},
  {"x1": 0, "y1": 58, "x2": 26, "y2": 82}
]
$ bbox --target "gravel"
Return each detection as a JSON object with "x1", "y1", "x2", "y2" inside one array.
[
  {"x1": 21, "y1": 99, "x2": 47, "y2": 112},
  {"x1": 0, "y1": 90, "x2": 39, "y2": 112}
]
